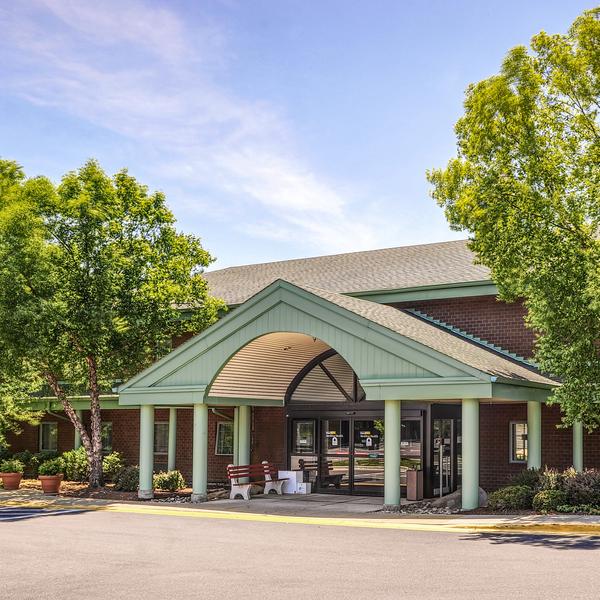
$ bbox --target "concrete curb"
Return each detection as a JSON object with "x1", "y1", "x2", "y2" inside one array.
[{"x1": 3, "y1": 499, "x2": 600, "y2": 536}]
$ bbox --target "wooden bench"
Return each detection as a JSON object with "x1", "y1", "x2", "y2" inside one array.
[
  {"x1": 226, "y1": 462, "x2": 288, "y2": 500},
  {"x1": 298, "y1": 458, "x2": 344, "y2": 489}
]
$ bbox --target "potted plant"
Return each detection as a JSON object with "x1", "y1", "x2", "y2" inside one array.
[
  {"x1": 38, "y1": 457, "x2": 65, "y2": 495},
  {"x1": 0, "y1": 459, "x2": 25, "y2": 491}
]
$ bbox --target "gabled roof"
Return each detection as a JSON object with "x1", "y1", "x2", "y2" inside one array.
[
  {"x1": 204, "y1": 239, "x2": 490, "y2": 305},
  {"x1": 120, "y1": 278, "x2": 555, "y2": 407}
]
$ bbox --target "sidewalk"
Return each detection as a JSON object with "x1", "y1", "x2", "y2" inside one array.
[{"x1": 2, "y1": 488, "x2": 600, "y2": 536}]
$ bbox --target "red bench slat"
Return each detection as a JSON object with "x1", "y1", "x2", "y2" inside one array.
[{"x1": 227, "y1": 463, "x2": 282, "y2": 481}]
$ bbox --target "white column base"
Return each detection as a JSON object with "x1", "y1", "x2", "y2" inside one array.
[
  {"x1": 138, "y1": 489, "x2": 154, "y2": 500},
  {"x1": 191, "y1": 493, "x2": 208, "y2": 503}
]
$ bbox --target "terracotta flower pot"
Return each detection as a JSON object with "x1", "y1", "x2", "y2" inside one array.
[
  {"x1": 38, "y1": 474, "x2": 64, "y2": 495},
  {"x1": 0, "y1": 472, "x2": 23, "y2": 491}
]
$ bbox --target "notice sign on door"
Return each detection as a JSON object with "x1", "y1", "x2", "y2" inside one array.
[{"x1": 326, "y1": 431, "x2": 340, "y2": 447}]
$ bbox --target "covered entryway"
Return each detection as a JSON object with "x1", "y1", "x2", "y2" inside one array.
[{"x1": 118, "y1": 279, "x2": 556, "y2": 510}]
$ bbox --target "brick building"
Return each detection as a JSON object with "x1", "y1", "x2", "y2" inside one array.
[{"x1": 8, "y1": 239, "x2": 594, "y2": 509}]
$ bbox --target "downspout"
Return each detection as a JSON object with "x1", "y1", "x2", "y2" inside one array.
[
  {"x1": 45, "y1": 401, "x2": 71, "y2": 423},
  {"x1": 211, "y1": 408, "x2": 233, "y2": 421}
]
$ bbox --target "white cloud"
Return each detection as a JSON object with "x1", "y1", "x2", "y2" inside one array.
[{"x1": 0, "y1": 0, "x2": 383, "y2": 253}]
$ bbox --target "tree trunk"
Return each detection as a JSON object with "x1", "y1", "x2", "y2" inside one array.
[
  {"x1": 44, "y1": 368, "x2": 102, "y2": 488},
  {"x1": 86, "y1": 355, "x2": 103, "y2": 488}
]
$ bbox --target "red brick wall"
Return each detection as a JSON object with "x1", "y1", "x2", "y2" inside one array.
[
  {"x1": 6, "y1": 413, "x2": 76, "y2": 455},
  {"x1": 479, "y1": 403, "x2": 527, "y2": 491},
  {"x1": 392, "y1": 296, "x2": 536, "y2": 359},
  {"x1": 251, "y1": 407, "x2": 286, "y2": 469},
  {"x1": 480, "y1": 403, "x2": 600, "y2": 491}
]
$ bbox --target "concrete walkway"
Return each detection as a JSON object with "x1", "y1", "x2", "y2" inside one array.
[{"x1": 2, "y1": 488, "x2": 600, "y2": 535}]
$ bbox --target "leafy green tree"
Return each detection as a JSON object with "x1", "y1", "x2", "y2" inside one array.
[
  {"x1": 0, "y1": 159, "x2": 224, "y2": 485},
  {"x1": 0, "y1": 374, "x2": 43, "y2": 449},
  {"x1": 428, "y1": 9, "x2": 600, "y2": 429}
]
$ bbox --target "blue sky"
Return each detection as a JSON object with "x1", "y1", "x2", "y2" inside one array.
[{"x1": 0, "y1": 1, "x2": 593, "y2": 268}]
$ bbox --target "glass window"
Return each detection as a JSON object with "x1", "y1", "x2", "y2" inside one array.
[
  {"x1": 40, "y1": 422, "x2": 58, "y2": 452},
  {"x1": 510, "y1": 421, "x2": 528, "y2": 463},
  {"x1": 101, "y1": 422, "x2": 113, "y2": 454},
  {"x1": 215, "y1": 422, "x2": 234, "y2": 455},
  {"x1": 154, "y1": 422, "x2": 169, "y2": 454},
  {"x1": 293, "y1": 420, "x2": 316, "y2": 454}
]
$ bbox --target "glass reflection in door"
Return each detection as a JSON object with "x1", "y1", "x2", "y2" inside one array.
[
  {"x1": 352, "y1": 420, "x2": 384, "y2": 493},
  {"x1": 432, "y1": 419, "x2": 453, "y2": 496},
  {"x1": 290, "y1": 419, "x2": 316, "y2": 471},
  {"x1": 400, "y1": 419, "x2": 422, "y2": 488},
  {"x1": 319, "y1": 419, "x2": 350, "y2": 492}
]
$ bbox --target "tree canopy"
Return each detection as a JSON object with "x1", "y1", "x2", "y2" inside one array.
[
  {"x1": 428, "y1": 9, "x2": 600, "y2": 430},
  {"x1": 0, "y1": 159, "x2": 224, "y2": 483}
]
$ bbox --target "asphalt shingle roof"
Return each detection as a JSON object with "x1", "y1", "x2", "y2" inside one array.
[
  {"x1": 204, "y1": 239, "x2": 490, "y2": 305},
  {"x1": 294, "y1": 282, "x2": 554, "y2": 386}
]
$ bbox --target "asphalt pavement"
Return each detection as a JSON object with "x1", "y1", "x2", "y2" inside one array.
[{"x1": 1, "y1": 506, "x2": 599, "y2": 600}]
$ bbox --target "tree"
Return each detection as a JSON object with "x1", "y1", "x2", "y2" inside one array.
[
  {"x1": 428, "y1": 9, "x2": 600, "y2": 430},
  {"x1": 0, "y1": 159, "x2": 224, "y2": 485}
]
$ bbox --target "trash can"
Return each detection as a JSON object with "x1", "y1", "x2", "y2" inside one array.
[{"x1": 406, "y1": 469, "x2": 423, "y2": 501}]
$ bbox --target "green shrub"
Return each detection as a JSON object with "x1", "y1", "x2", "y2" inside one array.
[
  {"x1": 32, "y1": 451, "x2": 59, "y2": 472},
  {"x1": 488, "y1": 485, "x2": 534, "y2": 511},
  {"x1": 0, "y1": 446, "x2": 11, "y2": 461},
  {"x1": 12, "y1": 450, "x2": 57, "y2": 476},
  {"x1": 113, "y1": 466, "x2": 139, "y2": 492},
  {"x1": 0, "y1": 458, "x2": 24, "y2": 474},
  {"x1": 539, "y1": 467, "x2": 567, "y2": 491},
  {"x1": 556, "y1": 504, "x2": 600, "y2": 515},
  {"x1": 61, "y1": 447, "x2": 90, "y2": 482},
  {"x1": 38, "y1": 457, "x2": 65, "y2": 476},
  {"x1": 563, "y1": 469, "x2": 600, "y2": 506},
  {"x1": 103, "y1": 452, "x2": 126, "y2": 482},
  {"x1": 509, "y1": 468, "x2": 542, "y2": 490},
  {"x1": 12, "y1": 450, "x2": 34, "y2": 470},
  {"x1": 532, "y1": 489, "x2": 568, "y2": 513},
  {"x1": 153, "y1": 470, "x2": 185, "y2": 492}
]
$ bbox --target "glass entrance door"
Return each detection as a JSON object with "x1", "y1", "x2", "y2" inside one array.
[
  {"x1": 319, "y1": 418, "x2": 351, "y2": 492},
  {"x1": 290, "y1": 415, "x2": 423, "y2": 496},
  {"x1": 352, "y1": 420, "x2": 384, "y2": 494},
  {"x1": 432, "y1": 418, "x2": 454, "y2": 496}
]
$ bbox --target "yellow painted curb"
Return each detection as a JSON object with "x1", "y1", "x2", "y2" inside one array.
[{"x1": 2, "y1": 500, "x2": 600, "y2": 536}]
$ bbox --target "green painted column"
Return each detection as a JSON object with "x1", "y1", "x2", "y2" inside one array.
[
  {"x1": 383, "y1": 399, "x2": 401, "y2": 508},
  {"x1": 191, "y1": 403, "x2": 208, "y2": 502},
  {"x1": 233, "y1": 407, "x2": 240, "y2": 466},
  {"x1": 167, "y1": 407, "x2": 177, "y2": 472},
  {"x1": 527, "y1": 401, "x2": 542, "y2": 470},
  {"x1": 238, "y1": 406, "x2": 251, "y2": 483},
  {"x1": 573, "y1": 420, "x2": 584, "y2": 472},
  {"x1": 138, "y1": 405, "x2": 154, "y2": 500},
  {"x1": 74, "y1": 409, "x2": 83, "y2": 449},
  {"x1": 462, "y1": 398, "x2": 480, "y2": 511}
]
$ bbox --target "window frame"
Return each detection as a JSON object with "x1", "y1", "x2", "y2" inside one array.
[
  {"x1": 39, "y1": 422, "x2": 58, "y2": 452},
  {"x1": 214, "y1": 421, "x2": 234, "y2": 456},
  {"x1": 154, "y1": 422, "x2": 169, "y2": 455},
  {"x1": 101, "y1": 421, "x2": 113, "y2": 455},
  {"x1": 509, "y1": 420, "x2": 528, "y2": 464}
]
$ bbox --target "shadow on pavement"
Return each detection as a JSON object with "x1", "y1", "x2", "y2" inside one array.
[
  {"x1": 463, "y1": 531, "x2": 600, "y2": 550},
  {"x1": 0, "y1": 507, "x2": 88, "y2": 522}
]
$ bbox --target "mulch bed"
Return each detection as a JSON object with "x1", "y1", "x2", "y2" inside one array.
[{"x1": 17, "y1": 479, "x2": 227, "y2": 502}]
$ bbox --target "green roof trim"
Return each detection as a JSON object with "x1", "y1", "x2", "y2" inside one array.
[{"x1": 347, "y1": 280, "x2": 498, "y2": 304}]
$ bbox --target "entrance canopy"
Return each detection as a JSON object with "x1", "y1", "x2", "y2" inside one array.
[{"x1": 118, "y1": 279, "x2": 556, "y2": 406}]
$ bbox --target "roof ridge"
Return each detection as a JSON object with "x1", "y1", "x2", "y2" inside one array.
[{"x1": 405, "y1": 308, "x2": 539, "y2": 369}]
